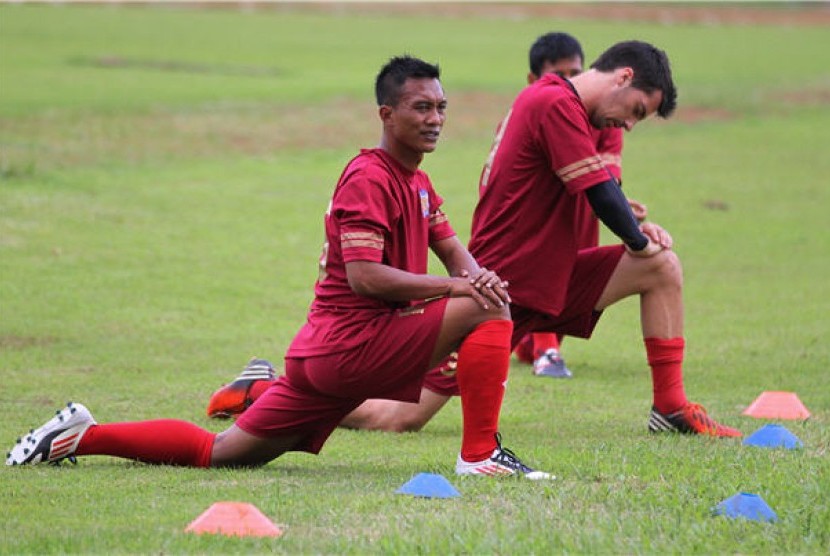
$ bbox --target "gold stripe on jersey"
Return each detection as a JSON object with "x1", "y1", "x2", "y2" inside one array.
[
  {"x1": 342, "y1": 231, "x2": 383, "y2": 241},
  {"x1": 342, "y1": 239, "x2": 384, "y2": 250},
  {"x1": 341, "y1": 231, "x2": 383, "y2": 251},
  {"x1": 429, "y1": 211, "x2": 448, "y2": 227},
  {"x1": 599, "y1": 153, "x2": 622, "y2": 168},
  {"x1": 557, "y1": 155, "x2": 605, "y2": 184}
]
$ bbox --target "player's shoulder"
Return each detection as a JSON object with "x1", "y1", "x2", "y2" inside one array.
[
  {"x1": 518, "y1": 75, "x2": 581, "y2": 114},
  {"x1": 340, "y1": 149, "x2": 388, "y2": 182}
]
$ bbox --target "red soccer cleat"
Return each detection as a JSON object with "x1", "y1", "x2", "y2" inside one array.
[
  {"x1": 206, "y1": 358, "x2": 276, "y2": 419},
  {"x1": 649, "y1": 402, "x2": 742, "y2": 437}
]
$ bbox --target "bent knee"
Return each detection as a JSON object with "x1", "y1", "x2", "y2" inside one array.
[
  {"x1": 449, "y1": 295, "x2": 511, "y2": 322},
  {"x1": 656, "y1": 249, "x2": 683, "y2": 285},
  {"x1": 386, "y1": 418, "x2": 426, "y2": 433}
]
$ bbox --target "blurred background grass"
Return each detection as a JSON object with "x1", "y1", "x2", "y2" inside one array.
[{"x1": 1, "y1": 2, "x2": 828, "y2": 553}]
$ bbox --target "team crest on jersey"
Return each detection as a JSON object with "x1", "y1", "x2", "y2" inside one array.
[{"x1": 419, "y1": 189, "x2": 429, "y2": 218}]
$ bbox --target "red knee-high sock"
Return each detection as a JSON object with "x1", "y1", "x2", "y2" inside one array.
[
  {"x1": 456, "y1": 319, "x2": 513, "y2": 462},
  {"x1": 531, "y1": 332, "x2": 559, "y2": 359},
  {"x1": 644, "y1": 337, "x2": 688, "y2": 414},
  {"x1": 514, "y1": 333, "x2": 534, "y2": 364},
  {"x1": 76, "y1": 420, "x2": 215, "y2": 467}
]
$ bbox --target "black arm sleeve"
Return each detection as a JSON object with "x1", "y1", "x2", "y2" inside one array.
[{"x1": 584, "y1": 178, "x2": 649, "y2": 251}]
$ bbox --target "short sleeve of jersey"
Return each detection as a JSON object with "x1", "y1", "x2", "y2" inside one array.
[
  {"x1": 333, "y1": 172, "x2": 394, "y2": 264},
  {"x1": 595, "y1": 127, "x2": 623, "y2": 182},
  {"x1": 538, "y1": 94, "x2": 608, "y2": 194}
]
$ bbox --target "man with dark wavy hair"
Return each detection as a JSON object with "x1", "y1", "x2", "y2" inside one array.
[{"x1": 466, "y1": 40, "x2": 739, "y2": 438}]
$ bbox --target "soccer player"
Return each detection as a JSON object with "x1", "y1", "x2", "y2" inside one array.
[
  {"x1": 513, "y1": 31, "x2": 647, "y2": 379},
  {"x1": 468, "y1": 39, "x2": 740, "y2": 437},
  {"x1": 6, "y1": 56, "x2": 551, "y2": 479}
]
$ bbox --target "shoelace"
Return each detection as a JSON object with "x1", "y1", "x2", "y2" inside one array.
[
  {"x1": 492, "y1": 433, "x2": 532, "y2": 473},
  {"x1": 538, "y1": 349, "x2": 562, "y2": 365}
]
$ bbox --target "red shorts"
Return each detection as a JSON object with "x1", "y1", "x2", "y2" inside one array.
[
  {"x1": 235, "y1": 297, "x2": 449, "y2": 453},
  {"x1": 422, "y1": 245, "x2": 624, "y2": 397}
]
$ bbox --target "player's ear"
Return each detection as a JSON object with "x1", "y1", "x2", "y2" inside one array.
[
  {"x1": 527, "y1": 71, "x2": 537, "y2": 85},
  {"x1": 378, "y1": 104, "x2": 393, "y2": 123},
  {"x1": 616, "y1": 67, "x2": 634, "y2": 87}
]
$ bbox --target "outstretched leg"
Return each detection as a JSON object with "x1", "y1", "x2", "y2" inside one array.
[{"x1": 6, "y1": 402, "x2": 302, "y2": 468}]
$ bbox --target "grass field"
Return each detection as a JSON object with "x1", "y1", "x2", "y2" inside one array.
[{"x1": 1, "y1": 2, "x2": 829, "y2": 553}]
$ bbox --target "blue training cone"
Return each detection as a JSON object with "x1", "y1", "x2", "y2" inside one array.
[
  {"x1": 743, "y1": 424, "x2": 803, "y2": 449},
  {"x1": 713, "y1": 492, "x2": 778, "y2": 523},
  {"x1": 396, "y1": 473, "x2": 461, "y2": 498}
]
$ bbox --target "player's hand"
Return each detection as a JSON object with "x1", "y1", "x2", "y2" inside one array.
[
  {"x1": 626, "y1": 222, "x2": 672, "y2": 258},
  {"x1": 628, "y1": 199, "x2": 648, "y2": 222},
  {"x1": 626, "y1": 239, "x2": 663, "y2": 258},
  {"x1": 452, "y1": 268, "x2": 510, "y2": 309},
  {"x1": 438, "y1": 351, "x2": 459, "y2": 376},
  {"x1": 640, "y1": 221, "x2": 672, "y2": 249}
]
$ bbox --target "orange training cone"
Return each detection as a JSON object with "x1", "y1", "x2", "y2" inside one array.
[
  {"x1": 742, "y1": 391, "x2": 811, "y2": 420},
  {"x1": 185, "y1": 502, "x2": 283, "y2": 538}
]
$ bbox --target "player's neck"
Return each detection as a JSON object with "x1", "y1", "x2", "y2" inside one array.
[
  {"x1": 570, "y1": 69, "x2": 609, "y2": 113},
  {"x1": 378, "y1": 139, "x2": 423, "y2": 172}
]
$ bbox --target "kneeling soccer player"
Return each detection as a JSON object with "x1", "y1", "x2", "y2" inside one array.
[{"x1": 7, "y1": 56, "x2": 550, "y2": 479}]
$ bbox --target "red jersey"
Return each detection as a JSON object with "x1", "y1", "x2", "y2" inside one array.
[
  {"x1": 287, "y1": 148, "x2": 456, "y2": 357},
  {"x1": 469, "y1": 73, "x2": 611, "y2": 317}
]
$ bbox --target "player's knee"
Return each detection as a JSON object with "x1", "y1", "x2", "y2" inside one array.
[
  {"x1": 654, "y1": 249, "x2": 683, "y2": 288},
  {"x1": 386, "y1": 417, "x2": 426, "y2": 433},
  {"x1": 448, "y1": 296, "x2": 510, "y2": 334}
]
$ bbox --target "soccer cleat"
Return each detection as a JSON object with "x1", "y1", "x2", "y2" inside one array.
[
  {"x1": 533, "y1": 348, "x2": 572, "y2": 379},
  {"x1": 6, "y1": 402, "x2": 96, "y2": 466},
  {"x1": 455, "y1": 433, "x2": 554, "y2": 480},
  {"x1": 206, "y1": 358, "x2": 276, "y2": 419},
  {"x1": 649, "y1": 403, "x2": 742, "y2": 437}
]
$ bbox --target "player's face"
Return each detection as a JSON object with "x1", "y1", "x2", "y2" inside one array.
[
  {"x1": 528, "y1": 56, "x2": 583, "y2": 85},
  {"x1": 539, "y1": 56, "x2": 583, "y2": 79},
  {"x1": 383, "y1": 78, "x2": 447, "y2": 155},
  {"x1": 590, "y1": 70, "x2": 663, "y2": 131}
]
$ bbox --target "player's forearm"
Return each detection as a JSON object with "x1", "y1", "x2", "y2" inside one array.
[
  {"x1": 585, "y1": 178, "x2": 649, "y2": 251},
  {"x1": 431, "y1": 236, "x2": 480, "y2": 277},
  {"x1": 345, "y1": 260, "x2": 455, "y2": 301}
]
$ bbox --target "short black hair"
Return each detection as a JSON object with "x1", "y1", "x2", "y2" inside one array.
[
  {"x1": 591, "y1": 40, "x2": 677, "y2": 118},
  {"x1": 375, "y1": 55, "x2": 441, "y2": 106},
  {"x1": 528, "y1": 32, "x2": 584, "y2": 77}
]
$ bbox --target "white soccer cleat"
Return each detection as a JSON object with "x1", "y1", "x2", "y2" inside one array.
[
  {"x1": 6, "y1": 402, "x2": 96, "y2": 466},
  {"x1": 455, "y1": 434, "x2": 554, "y2": 480},
  {"x1": 533, "y1": 348, "x2": 572, "y2": 379}
]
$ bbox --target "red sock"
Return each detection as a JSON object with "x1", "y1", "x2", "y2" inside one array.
[
  {"x1": 76, "y1": 420, "x2": 215, "y2": 467},
  {"x1": 644, "y1": 337, "x2": 688, "y2": 414},
  {"x1": 248, "y1": 380, "x2": 272, "y2": 402},
  {"x1": 456, "y1": 319, "x2": 513, "y2": 462},
  {"x1": 514, "y1": 333, "x2": 534, "y2": 364},
  {"x1": 531, "y1": 333, "x2": 559, "y2": 359}
]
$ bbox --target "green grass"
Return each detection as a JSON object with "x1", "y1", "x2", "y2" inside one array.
[{"x1": 1, "y1": 3, "x2": 829, "y2": 554}]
